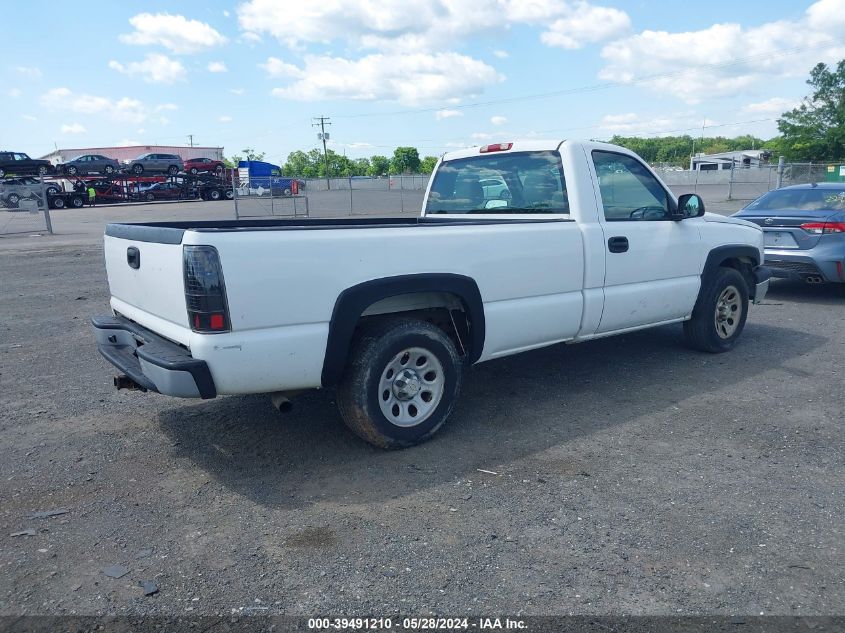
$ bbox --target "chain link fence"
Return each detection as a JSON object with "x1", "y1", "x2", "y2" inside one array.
[
  {"x1": 660, "y1": 162, "x2": 832, "y2": 203},
  {"x1": 0, "y1": 176, "x2": 53, "y2": 236}
]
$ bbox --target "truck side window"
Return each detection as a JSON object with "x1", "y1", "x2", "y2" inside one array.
[
  {"x1": 592, "y1": 150, "x2": 670, "y2": 221},
  {"x1": 426, "y1": 150, "x2": 569, "y2": 215}
]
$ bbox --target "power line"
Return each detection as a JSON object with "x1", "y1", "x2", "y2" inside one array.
[{"x1": 334, "y1": 40, "x2": 843, "y2": 120}]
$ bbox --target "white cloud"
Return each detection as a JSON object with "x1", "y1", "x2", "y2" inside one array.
[
  {"x1": 742, "y1": 97, "x2": 800, "y2": 115},
  {"x1": 599, "y1": 1, "x2": 845, "y2": 102},
  {"x1": 223, "y1": 9, "x2": 230, "y2": 17},
  {"x1": 120, "y1": 13, "x2": 227, "y2": 54},
  {"x1": 436, "y1": 109, "x2": 463, "y2": 120},
  {"x1": 471, "y1": 132, "x2": 494, "y2": 140},
  {"x1": 109, "y1": 54, "x2": 187, "y2": 84},
  {"x1": 16, "y1": 66, "x2": 42, "y2": 77},
  {"x1": 260, "y1": 57, "x2": 303, "y2": 78},
  {"x1": 595, "y1": 112, "x2": 713, "y2": 137},
  {"x1": 229, "y1": 88, "x2": 245, "y2": 95},
  {"x1": 155, "y1": 103, "x2": 178, "y2": 112},
  {"x1": 61, "y1": 123, "x2": 86, "y2": 134},
  {"x1": 41, "y1": 88, "x2": 148, "y2": 124},
  {"x1": 7, "y1": 88, "x2": 21, "y2": 98},
  {"x1": 490, "y1": 115, "x2": 507, "y2": 125},
  {"x1": 238, "y1": 0, "x2": 629, "y2": 52},
  {"x1": 541, "y1": 3, "x2": 630, "y2": 49},
  {"x1": 493, "y1": 50, "x2": 509, "y2": 59},
  {"x1": 115, "y1": 138, "x2": 142, "y2": 147},
  {"x1": 22, "y1": 114, "x2": 37, "y2": 121},
  {"x1": 271, "y1": 53, "x2": 503, "y2": 106},
  {"x1": 219, "y1": 115, "x2": 232, "y2": 122},
  {"x1": 208, "y1": 61, "x2": 227, "y2": 73}
]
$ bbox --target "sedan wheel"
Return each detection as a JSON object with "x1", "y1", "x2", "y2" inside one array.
[
  {"x1": 104, "y1": 165, "x2": 115, "y2": 175},
  {"x1": 37, "y1": 166, "x2": 49, "y2": 175},
  {"x1": 66, "y1": 165, "x2": 78, "y2": 176},
  {"x1": 132, "y1": 164, "x2": 144, "y2": 175}
]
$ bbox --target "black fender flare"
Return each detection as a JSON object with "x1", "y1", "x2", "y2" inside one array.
[
  {"x1": 321, "y1": 273, "x2": 485, "y2": 387},
  {"x1": 700, "y1": 244, "x2": 762, "y2": 300}
]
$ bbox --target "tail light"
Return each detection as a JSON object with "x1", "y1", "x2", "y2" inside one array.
[
  {"x1": 183, "y1": 245, "x2": 230, "y2": 333},
  {"x1": 479, "y1": 143, "x2": 513, "y2": 153},
  {"x1": 800, "y1": 221, "x2": 845, "y2": 234}
]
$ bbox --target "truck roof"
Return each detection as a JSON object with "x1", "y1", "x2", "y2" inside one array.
[{"x1": 441, "y1": 140, "x2": 565, "y2": 162}]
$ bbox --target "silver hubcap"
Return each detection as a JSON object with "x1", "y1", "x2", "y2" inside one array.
[
  {"x1": 378, "y1": 347, "x2": 445, "y2": 427},
  {"x1": 714, "y1": 285, "x2": 742, "y2": 339}
]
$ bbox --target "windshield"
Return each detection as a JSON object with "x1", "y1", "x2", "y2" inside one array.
[
  {"x1": 426, "y1": 150, "x2": 569, "y2": 214},
  {"x1": 743, "y1": 188, "x2": 845, "y2": 212}
]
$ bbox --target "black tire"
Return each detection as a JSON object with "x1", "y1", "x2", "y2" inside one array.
[
  {"x1": 208, "y1": 188, "x2": 221, "y2": 200},
  {"x1": 0, "y1": 168, "x2": 5, "y2": 178},
  {"x1": 46, "y1": 186, "x2": 59, "y2": 196},
  {"x1": 50, "y1": 196, "x2": 65, "y2": 209},
  {"x1": 104, "y1": 165, "x2": 115, "y2": 175},
  {"x1": 37, "y1": 165, "x2": 49, "y2": 176},
  {"x1": 189, "y1": 167, "x2": 199, "y2": 175},
  {"x1": 132, "y1": 164, "x2": 144, "y2": 175},
  {"x1": 283, "y1": 187, "x2": 292, "y2": 196},
  {"x1": 70, "y1": 195, "x2": 84, "y2": 208},
  {"x1": 145, "y1": 192, "x2": 155, "y2": 202},
  {"x1": 224, "y1": 189, "x2": 234, "y2": 200},
  {"x1": 65, "y1": 165, "x2": 78, "y2": 176},
  {"x1": 684, "y1": 267, "x2": 749, "y2": 353},
  {"x1": 7, "y1": 193, "x2": 21, "y2": 205},
  {"x1": 336, "y1": 319, "x2": 462, "y2": 449},
  {"x1": 168, "y1": 165, "x2": 179, "y2": 175}
]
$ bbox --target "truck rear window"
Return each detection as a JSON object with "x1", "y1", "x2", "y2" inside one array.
[{"x1": 426, "y1": 151, "x2": 569, "y2": 215}]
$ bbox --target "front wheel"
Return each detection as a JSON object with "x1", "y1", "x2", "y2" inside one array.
[
  {"x1": 336, "y1": 319, "x2": 463, "y2": 449},
  {"x1": 168, "y1": 165, "x2": 179, "y2": 175},
  {"x1": 104, "y1": 165, "x2": 115, "y2": 175},
  {"x1": 37, "y1": 165, "x2": 49, "y2": 176},
  {"x1": 132, "y1": 164, "x2": 144, "y2": 175},
  {"x1": 684, "y1": 267, "x2": 749, "y2": 353},
  {"x1": 65, "y1": 165, "x2": 78, "y2": 176}
]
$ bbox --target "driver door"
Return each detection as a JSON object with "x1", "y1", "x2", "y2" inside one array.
[{"x1": 591, "y1": 150, "x2": 704, "y2": 333}]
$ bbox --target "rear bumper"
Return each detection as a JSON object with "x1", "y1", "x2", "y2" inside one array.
[
  {"x1": 92, "y1": 315, "x2": 216, "y2": 399},
  {"x1": 765, "y1": 247, "x2": 845, "y2": 283}
]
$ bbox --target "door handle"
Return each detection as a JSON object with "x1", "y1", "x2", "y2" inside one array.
[
  {"x1": 126, "y1": 246, "x2": 140, "y2": 269},
  {"x1": 608, "y1": 236, "x2": 629, "y2": 253}
]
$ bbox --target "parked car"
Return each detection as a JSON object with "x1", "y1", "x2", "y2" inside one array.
[
  {"x1": 2, "y1": 176, "x2": 60, "y2": 196},
  {"x1": 733, "y1": 183, "x2": 845, "y2": 285},
  {"x1": 85, "y1": 179, "x2": 128, "y2": 202},
  {"x1": 184, "y1": 157, "x2": 224, "y2": 175},
  {"x1": 61, "y1": 154, "x2": 121, "y2": 176},
  {"x1": 124, "y1": 153, "x2": 184, "y2": 176},
  {"x1": 133, "y1": 181, "x2": 189, "y2": 201},
  {"x1": 0, "y1": 151, "x2": 53, "y2": 178},
  {"x1": 92, "y1": 139, "x2": 770, "y2": 449}
]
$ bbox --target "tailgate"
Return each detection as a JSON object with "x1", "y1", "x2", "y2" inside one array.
[{"x1": 104, "y1": 224, "x2": 190, "y2": 341}]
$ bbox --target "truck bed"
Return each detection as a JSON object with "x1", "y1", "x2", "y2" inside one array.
[{"x1": 105, "y1": 216, "x2": 568, "y2": 243}]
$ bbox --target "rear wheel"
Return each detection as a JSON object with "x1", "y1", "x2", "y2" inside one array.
[
  {"x1": 37, "y1": 165, "x2": 49, "y2": 176},
  {"x1": 208, "y1": 188, "x2": 221, "y2": 200},
  {"x1": 684, "y1": 267, "x2": 749, "y2": 353},
  {"x1": 336, "y1": 319, "x2": 462, "y2": 449},
  {"x1": 0, "y1": 168, "x2": 5, "y2": 178},
  {"x1": 145, "y1": 192, "x2": 155, "y2": 202},
  {"x1": 7, "y1": 193, "x2": 21, "y2": 206},
  {"x1": 70, "y1": 195, "x2": 84, "y2": 208},
  {"x1": 104, "y1": 165, "x2": 115, "y2": 175},
  {"x1": 168, "y1": 165, "x2": 179, "y2": 175},
  {"x1": 65, "y1": 165, "x2": 78, "y2": 176},
  {"x1": 51, "y1": 196, "x2": 65, "y2": 209},
  {"x1": 283, "y1": 187, "x2": 292, "y2": 196},
  {"x1": 132, "y1": 164, "x2": 144, "y2": 175},
  {"x1": 189, "y1": 167, "x2": 199, "y2": 175},
  {"x1": 224, "y1": 189, "x2": 234, "y2": 200}
]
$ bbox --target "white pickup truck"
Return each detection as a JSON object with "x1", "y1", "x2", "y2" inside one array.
[{"x1": 93, "y1": 140, "x2": 771, "y2": 448}]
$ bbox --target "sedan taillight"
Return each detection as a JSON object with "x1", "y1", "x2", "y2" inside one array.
[
  {"x1": 183, "y1": 245, "x2": 231, "y2": 332},
  {"x1": 800, "y1": 221, "x2": 845, "y2": 234}
]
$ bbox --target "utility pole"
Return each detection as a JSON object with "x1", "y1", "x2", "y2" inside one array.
[
  {"x1": 312, "y1": 116, "x2": 332, "y2": 190},
  {"x1": 188, "y1": 134, "x2": 194, "y2": 147}
]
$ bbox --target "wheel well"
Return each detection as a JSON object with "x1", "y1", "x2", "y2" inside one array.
[
  {"x1": 357, "y1": 292, "x2": 472, "y2": 357},
  {"x1": 321, "y1": 274, "x2": 485, "y2": 387},
  {"x1": 718, "y1": 256, "x2": 756, "y2": 297}
]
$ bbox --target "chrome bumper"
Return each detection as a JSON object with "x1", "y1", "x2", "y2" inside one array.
[{"x1": 753, "y1": 266, "x2": 772, "y2": 304}]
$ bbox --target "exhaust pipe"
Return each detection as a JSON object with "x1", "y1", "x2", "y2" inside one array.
[
  {"x1": 270, "y1": 390, "x2": 305, "y2": 413},
  {"x1": 805, "y1": 275, "x2": 823, "y2": 284},
  {"x1": 114, "y1": 374, "x2": 147, "y2": 392}
]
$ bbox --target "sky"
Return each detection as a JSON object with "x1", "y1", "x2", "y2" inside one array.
[{"x1": 2, "y1": 0, "x2": 845, "y2": 166}]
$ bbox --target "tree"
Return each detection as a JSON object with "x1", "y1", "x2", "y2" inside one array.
[
  {"x1": 390, "y1": 146, "x2": 421, "y2": 174},
  {"x1": 282, "y1": 150, "x2": 318, "y2": 177},
  {"x1": 241, "y1": 148, "x2": 266, "y2": 161},
  {"x1": 420, "y1": 155, "x2": 439, "y2": 173},
  {"x1": 777, "y1": 60, "x2": 845, "y2": 161},
  {"x1": 368, "y1": 155, "x2": 390, "y2": 176}
]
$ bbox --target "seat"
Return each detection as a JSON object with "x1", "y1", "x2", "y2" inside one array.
[{"x1": 522, "y1": 172, "x2": 562, "y2": 209}]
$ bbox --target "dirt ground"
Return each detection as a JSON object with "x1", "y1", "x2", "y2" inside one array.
[{"x1": 0, "y1": 201, "x2": 843, "y2": 617}]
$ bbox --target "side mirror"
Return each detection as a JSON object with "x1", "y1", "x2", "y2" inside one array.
[{"x1": 675, "y1": 193, "x2": 705, "y2": 220}]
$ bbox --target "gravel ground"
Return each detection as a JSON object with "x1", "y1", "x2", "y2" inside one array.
[{"x1": 0, "y1": 203, "x2": 843, "y2": 617}]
